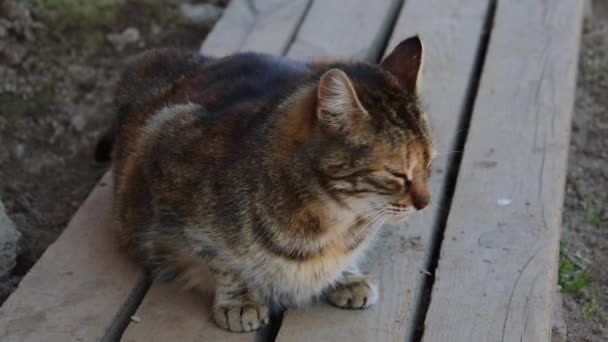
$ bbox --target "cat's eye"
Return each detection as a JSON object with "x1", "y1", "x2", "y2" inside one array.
[
  {"x1": 384, "y1": 168, "x2": 413, "y2": 192},
  {"x1": 385, "y1": 167, "x2": 410, "y2": 182}
]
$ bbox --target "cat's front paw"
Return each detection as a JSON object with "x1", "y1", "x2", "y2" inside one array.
[
  {"x1": 212, "y1": 303, "x2": 269, "y2": 333},
  {"x1": 327, "y1": 277, "x2": 378, "y2": 309}
]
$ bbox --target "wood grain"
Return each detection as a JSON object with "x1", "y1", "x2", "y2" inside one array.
[
  {"x1": 0, "y1": 172, "x2": 145, "y2": 342},
  {"x1": 285, "y1": 0, "x2": 402, "y2": 61},
  {"x1": 200, "y1": 0, "x2": 311, "y2": 56},
  {"x1": 121, "y1": 284, "x2": 253, "y2": 342},
  {"x1": 276, "y1": 1, "x2": 491, "y2": 341},
  {"x1": 421, "y1": 1, "x2": 584, "y2": 341}
]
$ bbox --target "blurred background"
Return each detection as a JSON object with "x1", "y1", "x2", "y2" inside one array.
[
  {"x1": 0, "y1": 0, "x2": 606, "y2": 340},
  {"x1": 0, "y1": 0, "x2": 227, "y2": 294}
]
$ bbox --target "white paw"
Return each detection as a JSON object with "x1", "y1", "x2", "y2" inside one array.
[
  {"x1": 327, "y1": 277, "x2": 378, "y2": 309},
  {"x1": 212, "y1": 303, "x2": 269, "y2": 333}
]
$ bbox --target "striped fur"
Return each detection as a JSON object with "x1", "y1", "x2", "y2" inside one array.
[{"x1": 110, "y1": 37, "x2": 433, "y2": 332}]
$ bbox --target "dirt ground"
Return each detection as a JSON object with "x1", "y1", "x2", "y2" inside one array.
[
  {"x1": 0, "y1": 0, "x2": 225, "y2": 300},
  {"x1": 559, "y1": 1, "x2": 608, "y2": 341},
  {"x1": 0, "y1": 0, "x2": 606, "y2": 340}
]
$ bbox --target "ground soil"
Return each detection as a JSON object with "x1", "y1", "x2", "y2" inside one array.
[
  {"x1": 0, "y1": 0, "x2": 225, "y2": 301},
  {"x1": 0, "y1": 0, "x2": 606, "y2": 341},
  {"x1": 559, "y1": 2, "x2": 608, "y2": 341}
]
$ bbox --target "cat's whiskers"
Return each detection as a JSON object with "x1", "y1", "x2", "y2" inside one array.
[
  {"x1": 356, "y1": 206, "x2": 386, "y2": 223},
  {"x1": 366, "y1": 215, "x2": 388, "y2": 242},
  {"x1": 353, "y1": 208, "x2": 387, "y2": 242},
  {"x1": 358, "y1": 204, "x2": 385, "y2": 215}
]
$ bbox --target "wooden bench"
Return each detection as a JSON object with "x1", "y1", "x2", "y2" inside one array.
[{"x1": 0, "y1": 0, "x2": 584, "y2": 341}]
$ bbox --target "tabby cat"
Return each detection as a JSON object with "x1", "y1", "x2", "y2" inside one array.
[{"x1": 104, "y1": 36, "x2": 433, "y2": 333}]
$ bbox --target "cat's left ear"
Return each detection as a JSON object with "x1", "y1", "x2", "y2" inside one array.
[
  {"x1": 380, "y1": 36, "x2": 424, "y2": 94},
  {"x1": 317, "y1": 68, "x2": 368, "y2": 134}
]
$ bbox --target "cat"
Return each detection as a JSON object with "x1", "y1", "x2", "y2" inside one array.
[{"x1": 104, "y1": 36, "x2": 433, "y2": 333}]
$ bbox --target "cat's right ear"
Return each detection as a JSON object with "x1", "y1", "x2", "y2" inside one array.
[
  {"x1": 317, "y1": 68, "x2": 367, "y2": 134},
  {"x1": 380, "y1": 36, "x2": 424, "y2": 94}
]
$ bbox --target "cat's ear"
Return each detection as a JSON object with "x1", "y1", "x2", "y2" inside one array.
[
  {"x1": 380, "y1": 36, "x2": 424, "y2": 94},
  {"x1": 317, "y1": 68, "x2": 367, "y2": 133}
]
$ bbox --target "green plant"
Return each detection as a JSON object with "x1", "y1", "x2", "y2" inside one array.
[
  {"x1": 559, "y1": 242, "x2": 592, "y2": 294},
  {"x1": 35, "y1": 0, "x2": 56, "y2": 5},
  {"x1": 558, "y1": 243, "x2": 602, "y2": 319},
  {"x1": 0, "y1": 84, "x2": 14, "y2": 95},
  {"x1": 33, "y1": 0, "x2": 128, "y2": 33},
  {"x1": 582, "y1": 296, "x2": 598, "y2": 319},
  {"x1": 584, "y1": 198, "x2": 606, "y2": 226}
]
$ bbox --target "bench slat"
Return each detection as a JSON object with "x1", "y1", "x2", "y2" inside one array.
[
  {"x1": 421, "y1": 1, "x2": 584, "y2": 341},
  {"x1": 285, "y1": 0, "x2": 401, "y2": 61},
  {"x1": 0, "y1": 172, "x2": 144, "y2": 341},
  {"x1": 200, "y1": 0, "x2": 311, "y2": 56},
  {"x1": 121, "y1": 284, "x2": 254, "y2": 342},
  {"x1": 276, "y1": 0, "x2": 492, "y2": 341}
]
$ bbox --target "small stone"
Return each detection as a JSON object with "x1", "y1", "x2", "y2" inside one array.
[
  {"x1": 0, "y1": 42, "x2": 27, "y2": 65},
  {"x1": 107, "y1": 27, "x2": 140, "y2": 51},
  {"x1": 150, "y1": 24, "x2": 161, "y2": 36},
  {"x1": 71, "y1": 114, "x2": 86, "y2": 132},
  {"x1": 179, "y1": 3, "x2": 223, "y2": 26},
  {"x1": 0, "y1": 200, "x2": 21, "y2": 279},
  {"x1": 496, "y1": 198, "x2": 511, "y2": 206},
  {"x1": 68, "y1": 65, "x2": 96, "y2": 87},
  {"x1": 14, "y1": 144, "x2": 24, "y2": 158}
]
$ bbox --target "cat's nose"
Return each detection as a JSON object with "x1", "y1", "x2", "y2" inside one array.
[
  {"x1": 412, "y1": 194, "x2": 430, "y2": 210},
  {"x1": 410, "y1": 180, "x2": 430, "y2": 210}
]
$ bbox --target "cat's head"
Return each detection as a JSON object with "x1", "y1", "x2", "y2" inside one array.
[{"x1": 312, "y1": 36, "x2": 434, "y2": 222}]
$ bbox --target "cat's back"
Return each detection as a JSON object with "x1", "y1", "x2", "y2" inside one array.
[
  {"x1": 174, "y1": 52, "x2": 312, "y2": 116},
  {"x1": 112, "y1": 50, "x2": 312, "y2": 174},
  {"x1": 112, "y1": 51, "x2": 314, "y2": 219}
]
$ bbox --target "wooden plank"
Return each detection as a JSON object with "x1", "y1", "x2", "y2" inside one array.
[
  {"x1": 422, "y1": 1, "x2": 584, "y2": 341},
  {"x1": 276, "y1": 1, "x2": 492, "y2": 341},
  {"x1": 0, "y1": 172, "x2": 145, "y2": 341},
  {"x1": 285, "y1": 0, "x2": 402, "y2": 61},
  {"x1": 200, "y1": 0, "x2": 311, "y2": 56},
  {"x1": 121, "y1": 284, "x2": 252, "y2": 342}
]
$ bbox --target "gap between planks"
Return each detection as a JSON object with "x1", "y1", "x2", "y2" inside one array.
[
  {"x1": 420, "y1": 0, "x2": 584, "y2": 341},
  {"x1": 408, "y1": 1, "x2": 497, "y2": 340},
  {"x1": 275, "y1": 0, "x2": 493, "y2": 341}
]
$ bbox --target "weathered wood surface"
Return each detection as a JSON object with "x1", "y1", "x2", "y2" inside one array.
[
  {"x1": 0, "y1": 172, "x2": 145, "y2": 342},
  {"x1": 285, "y1": 0, "x2": 401, "y2": 61},
  {"x1": 421, "y1": 1, "x2": 584, "y2": 341},
  {"x1": 275, "y1": 0, "x2": 492, "y2": 341},
  {"x1": 0, "y1": 0, "x2": 584, "y2": 341},
  {"x1": 121, "y1": 283, "x2": 253, "y2": 342},
  {"x1": 200, "y1": 0, "x2": 311, "y2": 56}
]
